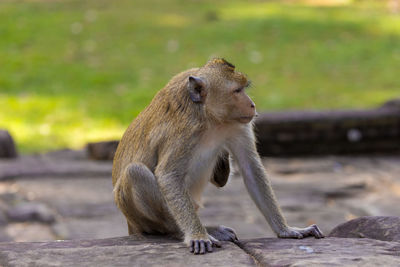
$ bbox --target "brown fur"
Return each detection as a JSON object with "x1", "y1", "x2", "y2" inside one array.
[{"x1": 112, "y1": 58, "x2": 324, "y2": 254}]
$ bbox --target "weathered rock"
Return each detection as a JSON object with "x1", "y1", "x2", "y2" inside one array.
[
  {"x1": 329, "y1": 216, "x2": 400, "y2": 241},
  {"x1": 238, "y1": 237, "x2": 400, "y2": 266},
  {"x1": 0, "y1": 236, "x2": 399, "y2": 266},
  {"x1": 254, "y1": 99, "x2": 400, "y2": 156},
  {"x1": 380, "y1": 98, "x2": 400, "y2": 110},
  {"x1": 0, "y1": 130, "x2": 17, "y2": 158},
  {"x1": 86, "y1": 141, "x2": 119, "y2": 160},
  {"x1": 57, "y1": 203, "x2": 117, "y2": 218},
  {"x1": 0, "y1": 210, "x2": 8, "y2": 225},
  {"x1": 2, "y1": 150, "x2": 400, "y2": 245},
  {"x1": 0, "y1": 229, "x2": 12, "y2": 242},
  {"x1": 0, "y1": 192, "x2": 25, "y2": 205},
  {"x1": 0, "y1": 236, "x2": 255, "y2": 267},
  {"x1": 0, "y1": 153, "x2": 112, "y2": 180},
  {"x1": 6, "y1": 202, "x2": 55, "y2": 223},
  {"x1": 5, "y1": 222, "x2": 56, "y2": 242}
]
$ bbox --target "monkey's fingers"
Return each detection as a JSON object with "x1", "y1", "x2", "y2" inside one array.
[
  {"x1": 206, "y1": 241, "x2": 213, "y2": 252},
  {"x1": 194, "y1": 240, "x2": 200, "y2": 254},
  {"x1": 208, "y1": 234, "x2": 222, "y2": 248},
  {"x1": 190, "y1": 240, "x2": 214, "y2": 254},
  {"x1": 200, "y1": 240, "x2": 206, "y2": 254},
  {"x1": 219, "y1": 225, "x2": 239, "y2": 241},
  {"x1": 301, "y1": 224, "x2": 325, "y2": 239},
  {"x1": 277, "y1": 228, "x2": 303, "y2": 239},
  {"x1": 315, "y1": 226, "x2": 325, "y2": 238},
  {"x1": 190, "y1": 240, "x2": 195, "y2": 253}
]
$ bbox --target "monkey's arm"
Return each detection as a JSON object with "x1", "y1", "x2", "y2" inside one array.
[
  {"x1": 210, "y1": 150, "x2": 230, "y2": 187},
  {"x1": 228, "y1": 128, "x2": 324, "y2": 239},
  {"x1": 155, "y1": 170, "x2": 221, "y2": 254}
]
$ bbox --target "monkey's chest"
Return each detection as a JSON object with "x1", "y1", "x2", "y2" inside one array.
[{"x1": 186, "y1": 146, "x2": 221, "y2": 207}]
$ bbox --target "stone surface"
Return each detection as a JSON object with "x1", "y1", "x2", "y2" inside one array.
[
  {"x1": 238, "y1": 237, "x2": 400, "y2": 266},
  {"x1": 5, "y1": 222, "x2": 56, "y2": 242},
  {"x1": 0, "y1": 210, "x2": 7, "y2": 225},
  {"x1": 0, "y1": 236, "x2": 399, "y2": 267},
  {"x1": 6, "y1": 202, "x2": 55, "y2": 223},
  {"x1": 329, "y1": 216, "x2": 400, "y2": 241},
  {"x1": 86, "y1": 141, "x2": 119, "y2": 160},
  {"x1": 0, "y1": 229, "x2": 12, "y2": 242},
  {"x1": 0, "y1": 150, "x2": 112, "y2": 180},
  {"x1": 0, "y1": 130, "x2": 17, "y2": 158},
  {"x1": 254, "y1": 99, "x2": 400, "y2": 156},
  {"x1": 0, "y1": 236, "x2": 255, "y2": 267},
  {"x1": 0, "y1": 150, "x2": 400, "y2": 246},
  {"x1": 381, "y1": 98, "x2": 400, "y2": 109}
]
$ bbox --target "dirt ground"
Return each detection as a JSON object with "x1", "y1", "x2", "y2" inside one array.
[{"x1": 0, "y1": 150, "x2": 399, "y2": 242}]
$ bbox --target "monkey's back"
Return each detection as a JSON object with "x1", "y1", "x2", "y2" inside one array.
[{"x1": 112, "y1": 68, "x2": 205, "y2": 186}]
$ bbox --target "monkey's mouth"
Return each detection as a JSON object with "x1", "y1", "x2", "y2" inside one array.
[{"x1": 238, "y1": 116, "x2": 254, "y2": 123}]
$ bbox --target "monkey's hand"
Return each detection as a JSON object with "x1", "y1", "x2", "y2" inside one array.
[
  {"x1": 277, "y1": 224, "x2": 324, "y2": 239},
  {"x1": 188, "y1": 234, "x2": 222, "y2": 254},
  {"x1": 207, "y1": 225, "x2": 239, "y2": 243}
]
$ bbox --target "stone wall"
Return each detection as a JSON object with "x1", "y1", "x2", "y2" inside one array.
[
  {"x1": 254, "y1": 99, "x2": 400, "y2": 156},
  {"x1": 0, "y1": 130, "x2": 17, "y2": 158}
]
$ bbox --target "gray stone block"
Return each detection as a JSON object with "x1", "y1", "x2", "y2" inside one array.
[
  {"x1": 254, "y1": 99, "x2": 400, "y2": 156},
  {"x1": 87, "y1": 141, "x2": 119, "y2": 160},
  {"x1": 329, "y1": 216, "x2": 400, "y2": 241},
  {"x1": 6, "y1": 202, "x2": 55, "y2": 224},
  {"x1": 0, "y1": 236, "x2": 255, "y2": 267},
  {"x1": 238, "y1": 237, "x2": 400, "y2": 266},
  {"x1": 0, "y1": 130, "x2": 17, "y2": 158}
]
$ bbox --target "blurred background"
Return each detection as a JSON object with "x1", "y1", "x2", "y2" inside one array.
[
  {"x1": 0, "y1": 0, "x2": 400, "y2": 246},
  {"x1": 1, "y1": 0, "x2": 399, "y2": 153}
]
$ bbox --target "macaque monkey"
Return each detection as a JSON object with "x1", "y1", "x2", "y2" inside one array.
[{"x1": 112, "y1": 58, "x2": 324, "y2": 254}]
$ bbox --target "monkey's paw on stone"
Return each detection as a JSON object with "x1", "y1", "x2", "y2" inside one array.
[
  {"x1": 189, "y1": 236, "x2": 221, "y2": 255},
  {"x1": 207, "y1": 225, "x2": 239, "y2": 243},
  {"x1": 278, "y1": 224, "x2": 324, "y2": 239}
]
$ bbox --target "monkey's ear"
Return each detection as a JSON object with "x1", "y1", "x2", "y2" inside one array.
[{"x1": 188, "y1": 76, "x2": 207, "y2": 103}]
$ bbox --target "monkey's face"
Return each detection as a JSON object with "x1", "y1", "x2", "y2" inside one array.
[
  {"x1": 201, "y1": 73, "x2": 256, "y2": 124},
  {"x1": 188, "y1": 59, "x2": 256, "y2": 124},
  {"x1": 217, "y1": 77, "x2": 256, "y2": 124}
]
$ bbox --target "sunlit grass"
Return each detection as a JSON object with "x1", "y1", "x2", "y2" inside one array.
[{"x1": 0, "y1": 0, "x2": 399, "y2": 153}]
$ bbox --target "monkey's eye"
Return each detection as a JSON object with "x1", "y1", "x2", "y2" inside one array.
[{"x1": 233, "y1": 88, "x2": 243, "y2": 93}]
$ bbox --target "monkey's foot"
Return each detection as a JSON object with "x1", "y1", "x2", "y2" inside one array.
[
  {"x1": 189, "y1": 236, "x2": 221, "y2": 255},
  {"x1": 278, "y1": 224, "x2": 325, "y2": 239},
  {"x1": 207, "y1": 225, "x2": 239, "y2": 243}
]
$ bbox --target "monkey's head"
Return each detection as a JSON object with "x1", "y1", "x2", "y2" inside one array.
[{"x1": 187, "y1": 58, "x2": 256, "y2": 124}]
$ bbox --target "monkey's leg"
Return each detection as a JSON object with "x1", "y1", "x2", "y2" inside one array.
[
  {"x1": 127, "y1": 222, "x2": 137, "y2": 236},
  {"x1": 206, "y1": 225, "x2": 238, "y2": 243},
  {"x1": 114, "y1": 163, "x2": 173, "y2": 235}
]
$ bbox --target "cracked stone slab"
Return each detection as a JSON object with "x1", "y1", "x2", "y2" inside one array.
[
  {"x1": 329, "y1": 216, "x2": 400, "y2": 241},
  {"x1": 0, "y1": 236, "x2": 255, "y2": 267},
  {"x1": 238, "y1": 237, "x2": 400, "y2": 266},
  {"x1": 0, "y1": 150, "x2": 112, "y2": 180}
]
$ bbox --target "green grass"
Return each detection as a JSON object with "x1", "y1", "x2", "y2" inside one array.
[{"x1": 0, "y1": 0, "x2": 399, "y2": 153}]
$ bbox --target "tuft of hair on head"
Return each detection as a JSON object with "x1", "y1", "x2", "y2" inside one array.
[{"x1": 205, "y1": 58, "x2": 235, "y2": 71}]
